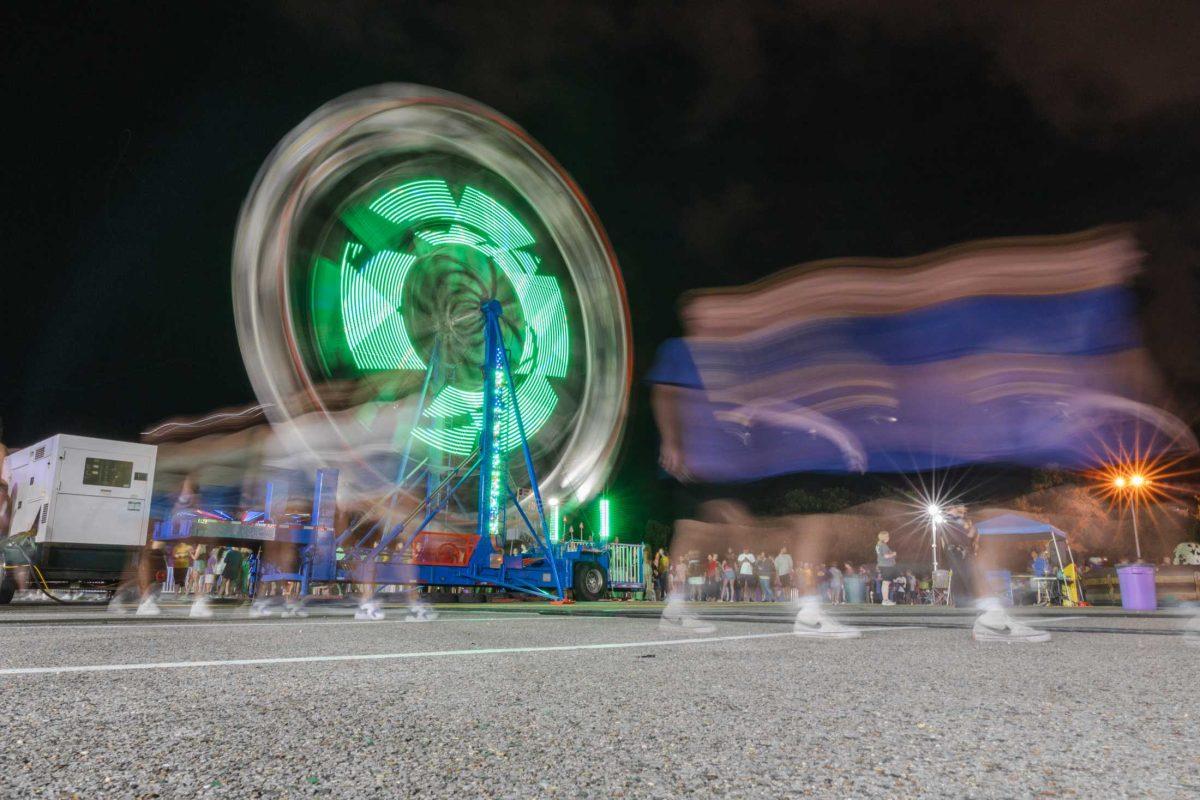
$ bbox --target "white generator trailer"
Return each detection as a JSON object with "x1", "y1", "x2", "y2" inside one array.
[{"x1": 1, "y1": 435, "x2": 157, "y2": 602}]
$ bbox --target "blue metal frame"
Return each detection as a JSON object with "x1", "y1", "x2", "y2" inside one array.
[{"x1": 153, "y1": 299, "x2": 606, "y2": 600}]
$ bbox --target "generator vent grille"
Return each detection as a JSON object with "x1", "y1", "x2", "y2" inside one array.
[
  {"x1": 34, "y1": 446, "x2": 46, "y2": 460},
  {"x1": 40, "y1": 504, "x2": 49, "y2": 525}
]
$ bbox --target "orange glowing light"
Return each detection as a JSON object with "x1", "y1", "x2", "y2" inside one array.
[
  {"x1": 1088, "y1": 448, "x2": 1186, "y2": 512},
  {"x1": 1081, "y1": 418, "x2": 1198, "y2": 561}
]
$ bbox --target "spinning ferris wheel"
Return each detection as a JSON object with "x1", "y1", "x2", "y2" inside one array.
[{"x1": 230, "y1": 86, "x2": 630, "y2": 592}]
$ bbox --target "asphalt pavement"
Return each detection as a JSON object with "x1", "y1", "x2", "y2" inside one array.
[{"x1": 0, "y1": 601, "x2": 1196, "y2": 798}]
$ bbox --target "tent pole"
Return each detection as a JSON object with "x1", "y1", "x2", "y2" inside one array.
[{"x1": 1049, "y1": 533, "x2": 1065, "y2": 607}]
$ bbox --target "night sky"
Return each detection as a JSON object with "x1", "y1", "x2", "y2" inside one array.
[{"x1": 5, "y1": 2, "x2": 1200, "y2": 515}]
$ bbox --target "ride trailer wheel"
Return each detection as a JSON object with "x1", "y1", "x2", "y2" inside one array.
[{"x1": 573, "y1": 561, "x2": 607, "y2": 602}]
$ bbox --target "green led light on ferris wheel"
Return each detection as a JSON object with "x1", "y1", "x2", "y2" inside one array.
[
  {"x1": 332, "y1": 177, "x2": 570, "y2": 456},
  {"x1": 599, "y1": 497, "x2": 611, "y2": 541},
  {"x1": 547, "y1": 497, "x2": 561, "y2": 543}
]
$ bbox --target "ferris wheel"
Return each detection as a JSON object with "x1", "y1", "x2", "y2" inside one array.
[{"x1": 232, "y1": 85, "x2": 631, "y2": 554}]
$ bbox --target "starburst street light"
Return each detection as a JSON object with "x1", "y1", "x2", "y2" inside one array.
[
  {"x1": 1111, "y1": 472, "x2": 1151, "y2": 561},
  {"x1": 1088, "y1": 434, "x2": 1196, "y2": 564},
  {"x1": 925, "y1": 502, "x2": 946, "y2": 571},
  {"x1": 1098, "y1": 469, "x2": 1156, "y2": 562},
  {"x1": 896, "y1": 470, "x2": 972, "y2": 575}
]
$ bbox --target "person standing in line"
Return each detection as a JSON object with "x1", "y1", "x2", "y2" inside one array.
[
  {"x1": 161, "y1": 543, "x2": 177, "y2": 594},
  {"x1": 184, "y1": 544, "x2": 201, "y2": 596},
  {"x1": 704, "y1": 553, "x2": 720, "y2": 601},
  {"x1": 774, "y1": 547, "x2": 795, "y2": 603},
  {"x1": 660, "y1": 549, "x2": 672, "y2": 601},
  {"x1": 173, "y1": 545, "x2": 190, "y2": 594},
  {"x1": 195, "y1": 547, "x2": 218, "y2": 616},
  {"x1": 876, "y1": 531, "x2": 898, "y2": 606},
  {"x1": 222, "y1": 547, "x2": 243, "y2": 598},
  {"x1": 828, "y1": 562, "x2": 844, "y2": 604},
  {"x1": 241, "y1": 550, "x2": 253, "y2": 597},
  {"x1": 904, "y1": 569, "x2": 919, "y2": 604},
  {"x1": 756, "y1": 551, "x2": 776, "y2": 602},
  {"x1": 736, "y1": 546, "x2": 756, "y2": 601},
  {"x1": 856, "y1": 564, "x2": 871, "y2": 602},
  {"x1": 720, "y1": 557, "x2": 735, "y2": 601},
  {"x1": 686, "y1": 551, "x2": 704, "y2": 601}
]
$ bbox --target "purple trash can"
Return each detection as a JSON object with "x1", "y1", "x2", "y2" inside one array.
[{"x1": 1116, "y1": 564, "x2": 1157, "y2": 611}]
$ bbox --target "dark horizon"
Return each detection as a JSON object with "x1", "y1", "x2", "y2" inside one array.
[{"x1": 5, "y1": 3, "x2": 1200, "y2": 515}]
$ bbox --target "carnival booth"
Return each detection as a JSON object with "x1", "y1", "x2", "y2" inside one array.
[{"x1": 975, "y1": 513, "x2": 1080, "y2": 606}]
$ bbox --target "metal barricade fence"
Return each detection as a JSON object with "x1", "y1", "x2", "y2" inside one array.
[
  {"x1": 606, "y1": 542, "x2": 645, "y2": 591},
  {"x1": 560, "y1": 540, "x2": 646, "y2": 593}
]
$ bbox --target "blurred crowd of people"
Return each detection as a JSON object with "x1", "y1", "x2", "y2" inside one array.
[
  {"x1": 153, "y1": 543, "x2": 256, "y2": 599},
  {"x1": 650, "y1": 545, "x2": 936, "y2": 605}
]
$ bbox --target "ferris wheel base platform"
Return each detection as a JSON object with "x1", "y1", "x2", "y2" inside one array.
[{"x1": 154, "y1": 515, "x2": 612, "y2": 602}]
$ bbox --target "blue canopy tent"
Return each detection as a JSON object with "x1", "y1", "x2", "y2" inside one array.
[{"x1": 976, "y1": 513, "x2": 1075, "y2": 575}]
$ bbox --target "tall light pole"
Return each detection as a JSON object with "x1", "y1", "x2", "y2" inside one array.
[
  {"x1": 926, "y1": 503, "x2": 945, "y2": 572},
  {"x1": 1113, "y1": 474, "x2": 1147, "y2": 561}
]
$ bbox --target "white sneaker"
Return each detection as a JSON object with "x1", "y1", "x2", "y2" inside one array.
[
  {"x1": 282, "y1": 600, "x2": 310, "y2": 619},
  {"x1": 106, "y1": 596, "x2": 131, "y2": 615},
  {"x1": 189, "y1": 597, "x2": 214, "y2": 619},
  {"x1": 135, "y1": 596, "x2": 162, "y2": 617},
  {"x1": 881, "y1": 600, "x2": 896, "y2": 606},
  {"x1": 248, "y1": 598, "x2": 279, "y2": 619},
  {"x1": 973, "y1": 608, "x2": 1050, "y2": 643},
  {"x1": 793, "y1": 598, "x2": 860, "y2": 639},
  {"x1": 405, "y1": 603, "x2": 438, "y2": 622},
  {"x1": 659, "y1": 600, "x2": 716, "y2": 635},
  {"x1": 1182, "y1": 610, "x2": 1200, "y2": 647},
  {"x1": 355, "y1": 601, "x2": 385, "y2": 621}
]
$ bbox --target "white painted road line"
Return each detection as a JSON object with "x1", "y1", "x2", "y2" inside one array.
[
  {"x1": 854, "y1": 625, "x2": 927, "y2": 632},
  {"x1": 0, "y1": 614, "x2": 553, "y2": 632},
  {"x1": 0, "y1": 631, "x2": 801, "y2": 676}
]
